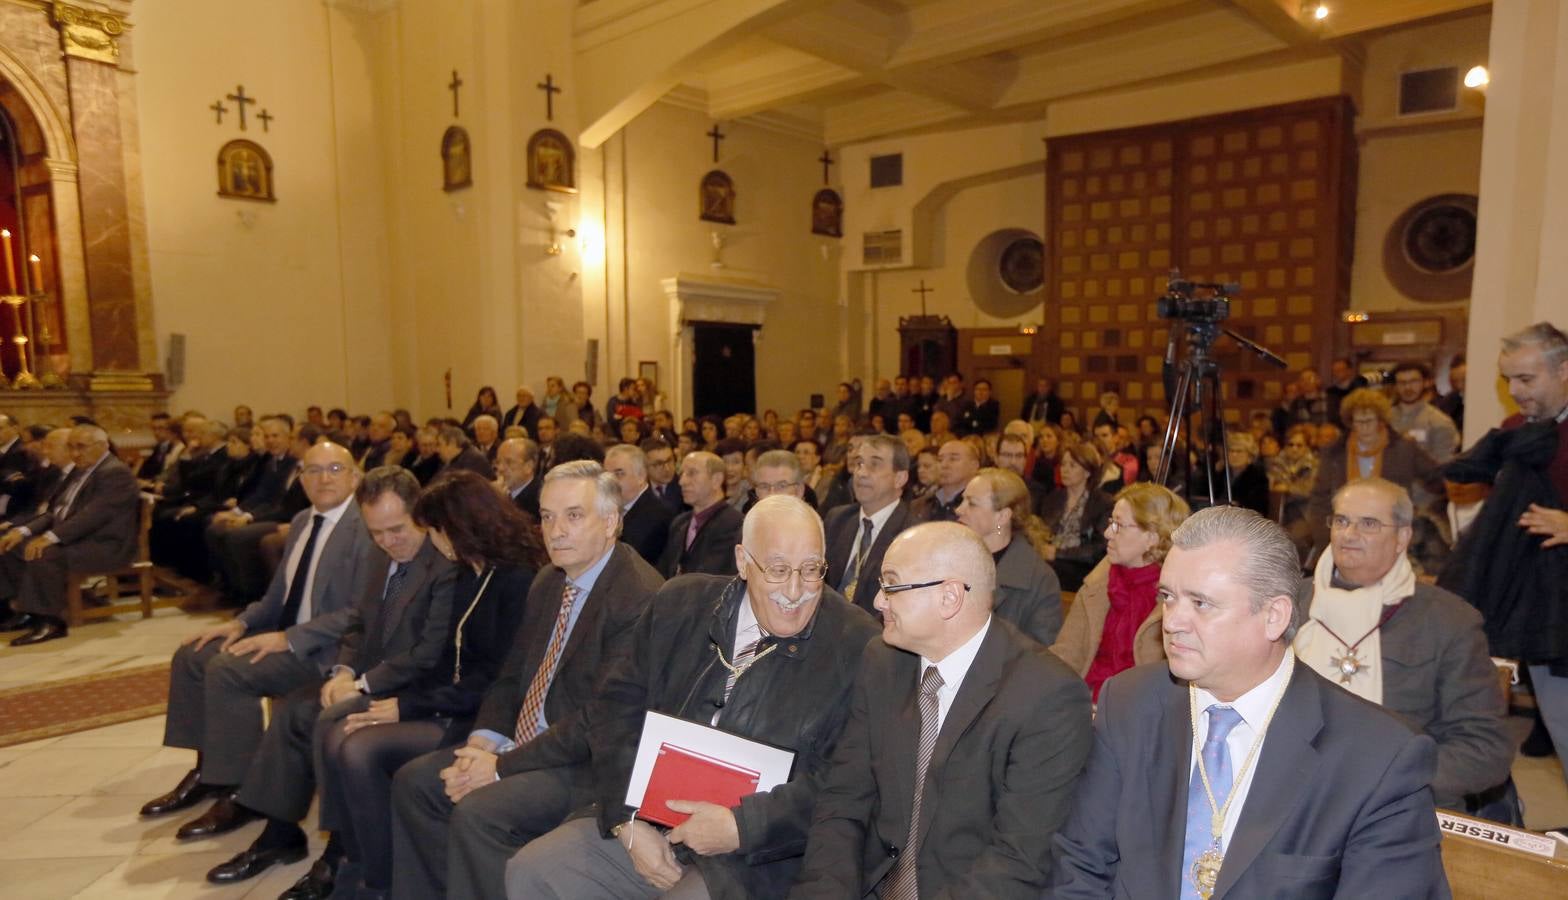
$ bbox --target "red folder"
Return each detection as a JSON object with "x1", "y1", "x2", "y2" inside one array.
[{"x1": 637, "y1": 742, "x2": 763, "y2": 827}]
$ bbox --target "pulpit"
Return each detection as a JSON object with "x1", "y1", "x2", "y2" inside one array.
[{"x1": 898, "y1": 314, "x2": 957, "y2": 381}]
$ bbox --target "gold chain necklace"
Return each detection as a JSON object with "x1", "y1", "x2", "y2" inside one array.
[{"x1": 1185, "y1": 652, "x2": 1295, "y2": 899}]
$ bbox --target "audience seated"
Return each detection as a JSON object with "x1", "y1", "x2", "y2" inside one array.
[
  {"x1": 1051, "y1": 482, "x2": 1190, "y2": 700},
  {"x1": 823, "y1": 434, "x2": 920, "y2": 615},
  {"x1": 493, "y1": 437, "x2": 541, "y2": 521},
  {"x1": 1037, "y1": 442, "x2": 1113, "y2": 592},
  {"x1": 205, "y1": 417, "x2": 313, "y2": 604},
  {"x1": 955, "y1": 467, "x2": 1064, "y2": 646},
  {"x1": 436, "y1": 425, "x2": 496, "y2": 481},
  {"x1": 656, "y1": 450, "x2": 742, "y2": 577},
  {"x1": 913, "y1": 439, "x2": 978, "y2": 522}
]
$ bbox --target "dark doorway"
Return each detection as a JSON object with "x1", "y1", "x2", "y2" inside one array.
[{"x1": 692, "y1": 322, "x2": 757, "y2": 418}]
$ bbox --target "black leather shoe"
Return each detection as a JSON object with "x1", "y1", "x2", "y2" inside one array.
[
  {"x1": 176, "y1": 795, "x2": 257, "y2": 840},
  {"x1": 278, "y1": 856, "x2": 335, "y2": 899},
  {"x1": 205, "y1": 840, "x2": 308, "y2": 884},
  {"x1": 10, "y1": 619, "x2": 67, "y2": 646},
  {"x1": 141, "y1": 768, "x2": 221, "y2": 817},
  {"x1": 0, "y1": 611, "x2": 33, "y2": 631}
]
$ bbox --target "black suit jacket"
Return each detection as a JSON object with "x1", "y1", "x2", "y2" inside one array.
[
  {"x1": 444, "y1": 445, "x2": 495, "y2": 481},
  {"x1": 510, "y1": 478, "x2": 541, "y2": 521},
  {"x1": 1051, "y1": 661, "x2": 1448, "y2": 899},
  {"x1": 0, "y1": 437, "x2": 36, "y2": 515},
  {"x1": 657, "y1": 503, "x2": 743, "y2": 577},
  {"x1": 620, "y1": 487, "x2": 673, "y2": 566},
  {"x1": 23, "y1": 454, "x2": 140, "y2": 573},
  {"x1": 824, "y1": 501, "x2": 920, "y2": 615},
  {"x1": 479, "y1": 543, "x2": 665, "y2": 778},
  {"x1": 334, "y1": 536, "x2": 458, "y2": 695},
  {"x1": 794, "y1": 617, "x2": 1092, "y2": 897}
]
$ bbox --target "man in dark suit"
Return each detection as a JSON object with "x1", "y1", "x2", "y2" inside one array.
[
  {"x1": 436, "y1": 424, "x2": 495, "y2": 481},
  {"x1": 640, "y1": 437, "x2": 684, "y2": 512},
  {"x1": 495, "y1": 436, "x2": 541, "y2": 520},
  {"x1": 139, "y1": 442, "x2": 377, "y2": 837},
  {"x1": 205, "y1": 416, "x2": 312, "y2": 603},
  {"x1": 205, "y1": 466, "x2": 457, "y2": 885},
  {"x1": 794, "y1": 522, "x2": 1092, "y2": 896},
  {"x1": 606, "y1": 443, "x2": 673, "y2": 565},
  {"x1": 1, "y1": 427, "x2": 70, "y2": 535},
  {"x1": 1021, "y1": 375, "x2": 1065, "y2": 426},
  {"x1": 390, "y1": 460, "x2": 663, "y2": 899},
  {"x1": 657, "y1": 450, "x2": 742, "y2": 577},
  {"x1": 824, "y1": 434, "x2": 920, "y2": 615},
  {"x1": 1051, "y1": 505, "x2": 1448, "y2": 899},
  {"x1": 1297, "y1": 478, "x2": 1513, "y2": 815},
  {"x1": 500, "y1": 386, "x2": 542, "y2": 438},
  {"x1": 0, "y1": 425, "x2": 140, "y2": 645},
  {"x1": 911, "y1": 439, "x2": 978, "y2": 523},
  {"x1": 0, "y1": 413, "x2": 37, "y2": 520},
  {"x1": 359, "y1": 411, "x2": 396, "y2": 470},
  {"x1": 137, "y1": 411, "x2": 182, "y2": 483},
  {"x1": 504, "y1": 495, "x2": 880, "y2": 899}
]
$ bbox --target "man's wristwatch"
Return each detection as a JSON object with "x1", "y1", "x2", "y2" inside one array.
[{"x1": 354, "y1": 674, "x2": 370, "y2": 694}]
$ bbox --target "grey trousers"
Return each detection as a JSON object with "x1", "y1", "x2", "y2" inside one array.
[
  {"x1": 162, "y1": 640, "x2": 320, "y2": 785},
  {"x1": 388, "y1": 749, "x2": 576, "y2": 900},
  {"x1": 504, "y1": 817, "x2": 712, "y2": 900},
  {"x1": 235, "y1": 688, "x2": 364, "y2": 824}
]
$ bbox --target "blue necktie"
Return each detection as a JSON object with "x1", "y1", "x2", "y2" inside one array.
[{"x1": 1181, "y1": 705, "x2": 1243, "y2": 900}]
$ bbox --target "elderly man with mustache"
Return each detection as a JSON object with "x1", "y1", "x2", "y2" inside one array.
[{"x1": 504, "y1": 494, "x2": 880, "y2": 900}]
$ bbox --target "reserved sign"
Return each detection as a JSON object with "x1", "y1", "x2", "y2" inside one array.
[{"x1": 1437, "y1": 812, "x2": 1560, "y2": 859}]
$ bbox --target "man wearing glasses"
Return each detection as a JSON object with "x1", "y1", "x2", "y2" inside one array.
[
  {"x1": 505, "y1": 494, "x2": 879, "y2": 899},
  {"x1": 794, "y1": 521, "x2": 1091, "y2": 897},
  {"x1": 1298, "y1": 479, "x2": 1513, "y2": 816},
  {"x1": 141, "y1": 442, "x2": 378, "y2": 840}
]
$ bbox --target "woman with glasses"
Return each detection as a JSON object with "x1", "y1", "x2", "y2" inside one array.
[
  {"x1": 956, "y1": 468, "x2": 1064, "y2": 646},
  {"x1": 313, "y1": 471, "x2": 545, "y2": 899},
  {"x1": 1050, "y1": 482, "x2": 1190, "y2": 701}
]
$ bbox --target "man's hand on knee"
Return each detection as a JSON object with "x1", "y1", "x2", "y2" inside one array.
[
  {"x1": 21, "y1": 535, "x2": 51, "y2": 561},
  {"x1": 227, "y1": 630, "x2": 288, "y2": 661},
  {"x1": 187, "y1": 619, "x2": 246, "y2": 652},
  {"x1": 442, "y1": 746, "x2": 499, "y2": 803}
]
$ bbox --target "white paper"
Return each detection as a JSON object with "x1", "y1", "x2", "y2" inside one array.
[{"x1": 624, "y1": 710, "x2": 796, "y2": 809}]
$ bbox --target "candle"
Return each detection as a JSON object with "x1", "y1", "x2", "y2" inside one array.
[
  {"x1": 27, "y1": 255, "x2": 42, "y2": 293},
  {"x1": 0, "y1": 230, "x2": 13, "y2": 295}
]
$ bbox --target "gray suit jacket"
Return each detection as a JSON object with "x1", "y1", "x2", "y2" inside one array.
[
  {"x1": 23, "y1": 454, "x2": 139, "y2": 573},
  {"x1": 335, "y1": 536, "x2": 458, "y2": 696},
  {"x1": 1051, "y1": 661, "x2": 1449, "y2": 899},
  {"x1": 993, "y1": 533, "x2": 1064, "y2": 647},
  {"x1": 794, "y1": 618, "x2": 1092, "y2": 898},
  {"x1": 235, "y1": 502, "x2": 378, "y2": 670}
]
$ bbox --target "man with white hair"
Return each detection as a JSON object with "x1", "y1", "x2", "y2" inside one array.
[
  {"x1": 505, "y1": 495, "x2": 880, "y2": 899},
  {"x1": 1297, "y1": 478, "x2": 1512, "y2": 815},
  {"x1": 606, "y1": 443, "x2": 674, "y2": 565},
  {"x1": 1052, "y1": 505, "x2": 1447, "y2": 898},
  {"x1": 0, "y1": 424, "x2": 140, "y2": 645},
  {"x1": 794, "y1": 522, "x2": 1091, "y2": 896}
]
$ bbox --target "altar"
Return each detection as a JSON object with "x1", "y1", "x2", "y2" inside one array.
[{"x1": 0, "y1": 0, "x2": 167, "y2": 436}]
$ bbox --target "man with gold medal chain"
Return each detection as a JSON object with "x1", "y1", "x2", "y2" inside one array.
[{"x1": 1050, "y1": 506, "x2": 1449, "y2": 899}]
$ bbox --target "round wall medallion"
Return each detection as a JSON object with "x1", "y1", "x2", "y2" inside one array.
[
  {"x1": 1383, "y1": 193, "x2": 1477, "y2": 303},
  {"x1": 999, "y1": 237, "x2": 1045, "y2": 294}
]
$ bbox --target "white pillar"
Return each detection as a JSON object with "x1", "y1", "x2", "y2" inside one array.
[{"x1": 1465, "y1": 0, "x2": 1568, "y2": 442}]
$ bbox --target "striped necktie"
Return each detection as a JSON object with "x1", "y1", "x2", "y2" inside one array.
[
  {"x1": 884, "y1": 665, "x2": 944, "y2": 900},
  {"x1": 514, "y1": 581, "x2": 580, "y2": 744}
]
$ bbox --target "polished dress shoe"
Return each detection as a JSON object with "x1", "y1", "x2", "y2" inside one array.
[
  {"x1": 0, "y1": 611, "x2": 33, "y2": 631},
  {"x1": 278, "y1": 856, "x2": 335, "y2": 899},
  {"x1": 141, "y1": 768, "x2": 222, "y2": 817},
  {"x1": 10, "y1": 619, "x2": 67, "y2": 646},
  {"x1": 176, "y1": 794, "x2": 257, "y2": 840},
  {"x1": 205, "y1": 840, "x2": 308, "y2": 884}
]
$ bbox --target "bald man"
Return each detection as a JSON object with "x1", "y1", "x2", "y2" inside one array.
[
  {"x1": 793, "y1": 523, "x2": 1091, "y2": 897},
  {"x1": 141, "y1": 442, "x2": 379, "y2": 840},
  {"x1": 0, "y1": 424, "x2": 140, "y2": 645}
]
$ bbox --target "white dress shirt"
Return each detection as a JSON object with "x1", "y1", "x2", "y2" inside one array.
[
  {"x1": 920, "y1": 616, "x2": 992, "y2": 729},
  {"x1": 1189, "y1": 649, "x2": 1296, "y2": 853},
  {"x1": 855, "y1": 498, "x2": 900, "y2": 556},
  {"x1": 283, "y1": 495, "x2": 355, "y2": 625}
]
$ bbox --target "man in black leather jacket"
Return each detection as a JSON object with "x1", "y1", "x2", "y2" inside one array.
[{"x1": 503, "y1": 495, "x2": 879, "y2": 900}]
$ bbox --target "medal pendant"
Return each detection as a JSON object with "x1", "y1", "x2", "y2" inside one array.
[
  {"x1": 1330, "y1": 647, "x2": 1363, "y2": 684},
  {"x1": 1191, "y1": 844, "x2": 1224, "y2": 899}
]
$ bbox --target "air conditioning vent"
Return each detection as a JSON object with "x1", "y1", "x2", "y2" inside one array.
[
  {"x1": 1398, "y1": 67, "x2": 1459, "y2": 116},
  {"x1": 870, "y1": 153, "x2": 903, "y2": 188},
  {"x1": 863, "y1": 229, "x2": 903, "y2": 265}
]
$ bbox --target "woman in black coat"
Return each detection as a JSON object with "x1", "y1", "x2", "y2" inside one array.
[{"x1": 315, "y1": 470, "x2": 545, "y2": 898}]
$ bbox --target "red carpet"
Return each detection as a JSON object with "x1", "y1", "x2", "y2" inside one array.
[{"x1": 0, "y1": 663, "x2": 169, "y2": 748}]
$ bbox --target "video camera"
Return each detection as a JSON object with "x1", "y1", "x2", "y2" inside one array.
[{"x1": 1155, "y1": 271, "x2": 1238, "y2": 325}]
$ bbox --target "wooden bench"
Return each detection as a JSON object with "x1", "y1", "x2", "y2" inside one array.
[
  {"x1": 1440, "y1": 811, "x2": 1568, "y2": 898},
  {"x1": 63, "y1": 494, "x2": 188, "y2": 627}
]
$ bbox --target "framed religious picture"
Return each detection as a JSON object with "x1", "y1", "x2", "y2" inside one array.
[
  {"x1": 441, "y1": 126, "x2": 472, "y2": 192},
  {"x1": 811, "y1": 188, "x2": 843, "y2": 238},
  {"x1": 526, "y1": 128, "x2": 576, "y2": 194},
  {"x1": 699, "y1": 170, "x2": 736, "y2": 225},
  {"x1": 216, "y1": 139, "x2": 275, "y2": 202}
]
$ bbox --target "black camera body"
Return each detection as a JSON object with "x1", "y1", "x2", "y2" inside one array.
[{"x1": 1156, "y1": 272, "x2": 1238, "y2": 325}]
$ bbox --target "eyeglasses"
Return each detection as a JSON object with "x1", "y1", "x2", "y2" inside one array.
[
  {"x1": 1327, "y1": 514, "x2": 1398, "y2": 533},
  {"x1": 877, "y1": 576, "x2": 971, "y2": 595},
  {"x1": 302, "y1": 463, "x2": 351, "y2": 478},
  {"x1": 740, "y1": 547, "x2": 828, "y2": 583},
  {"x1": 1107, "y1": 520, "x2": 1139, "y2": 534},
  {"x1": 753, "y1": 480, "x2": 800, "y2": 494}
]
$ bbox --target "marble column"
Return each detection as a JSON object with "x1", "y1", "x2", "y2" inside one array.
[{"x1": 1464, "y1": 0, "x2": 1568, "y2": 441}]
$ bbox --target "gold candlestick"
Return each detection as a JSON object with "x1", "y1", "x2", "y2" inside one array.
[
  {"x1": 1, "y1": 295, "x2": 39, "y2": 389},
  {"x1": 26, "y1": 291, "x2": 62, "y2": 389}
]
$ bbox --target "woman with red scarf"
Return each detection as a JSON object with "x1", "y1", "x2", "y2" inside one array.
[{"x1": 1049, "y1": 482, "x2": 1189, "y2": 701}]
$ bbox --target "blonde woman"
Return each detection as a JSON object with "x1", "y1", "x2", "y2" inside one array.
[
  {"x1": 956, "y1": 468, "x2": 1064, "y2": 646},
  {"x1": 1306, "y1": 387, "x2": 1438, "y2": 554},
  {"x1": 1050, "y1": 482, "x2": 1190, "y2": 700}
]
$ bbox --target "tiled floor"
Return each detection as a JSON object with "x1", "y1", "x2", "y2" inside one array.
[{"x1": 2, "y1": 607, "x2": 1567, "y2": 898}]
